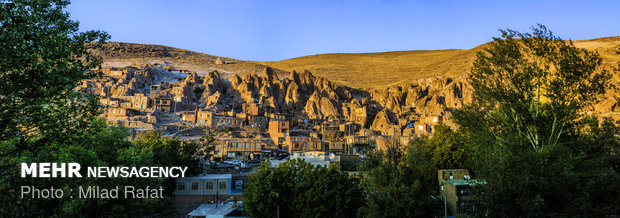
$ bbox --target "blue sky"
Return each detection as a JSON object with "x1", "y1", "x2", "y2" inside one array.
[{"x1": 67, "y1": 0, "x2": 620, "y2": 61}]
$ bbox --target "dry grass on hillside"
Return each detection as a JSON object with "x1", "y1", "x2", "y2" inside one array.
[
  {"x1": 255, "y1": 49, "x2": 479, "y2": 89},
  {"x1": 256, "y1": 37, "x2": 620, "y2": 90},
  {"x1": 93, "y1": 42, "x2": 288, "y2": 79},
  {"x1": 95, "y1": 37, "x2": 620, "y2": 91}
]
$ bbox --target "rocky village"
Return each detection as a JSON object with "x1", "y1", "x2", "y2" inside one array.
[
  {"x1": 78, "y1": 63, "x2": 474, "y2": 166},
  {"x1": 5, "y1": 1, "x2": 620, "y2": 217},
  {"x1": 76, "y1": 60, "x2": 619, "y2": 216}
]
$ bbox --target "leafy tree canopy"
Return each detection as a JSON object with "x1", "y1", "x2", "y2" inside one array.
[
  {"x1": 243, "y1": 159, "x2": 364, "y2": 218},
  {"x1": 358, "y1": 141, "x2": 440, "y2": 218},
  {"x1": 0, "y1": 1, "x2": 200, "y2": 217},
  {"x1": 454, "y1": 24, "x2": 620, "y2": 217}
]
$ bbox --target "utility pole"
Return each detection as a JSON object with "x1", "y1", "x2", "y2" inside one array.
[
  {"x1": 276, "y1": 192, "x2": 280, "y2": 218},
  {"x1": 444, "y1": 185, "x2": 447, "y2": 218}
]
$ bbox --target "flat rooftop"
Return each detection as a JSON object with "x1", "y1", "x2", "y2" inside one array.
[
  {"x1": 183, "y1": 174, "x2": 232, "y2": 180},
  {"x1": 444, "y1": 179, "x2": 486, "y2": 186},
  {"x1": 187, "y1": 203, "x2": 236, "y2": 217}
]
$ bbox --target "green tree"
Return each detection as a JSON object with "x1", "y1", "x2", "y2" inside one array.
[
  {"x1": 358, "y1": 141, "x2": 440, "y2": 218},
  {"x1": 0, "y1": 0, "x2": 108, "y2": 143},
  {"x1": 132, "y1": 130, "x2": 200, "y2": 176},
  {"x1": 0, "y1": 0, "x2": 109, "y2": 216},
  {"x1": 0, "y1": 1, "x2": 201, "y2": 216},
  {"x1": 454, "y1": 24, "x2": 620, "y2": 217},
  {"x1": 243, "y1": 159, "x2": 364, "y2": 218},
  {"x1": 195, "y1": 134, "x2": 216, "y2": 161},
  {"x1": 425, "y1": 123, "x2": 469, "y2": 170}
]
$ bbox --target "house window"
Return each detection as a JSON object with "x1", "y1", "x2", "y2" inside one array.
[
  {"x1": 459, "y1": 202, "x2": 474, "y2": 214},
  {"x1": 177, "y1": 183, "x2": 185, "y2": 191},
  {"x1": 245, "y1": 143, "x2": 250, "y2": 148},
  {"x1": 198, "y1": 120, "x2": 202, "y2": 125},
  {"x1": 219, "y1": 182, "x2": 226, "y2": 189},
  {"x1": 206, "y1": 182, "x2": 214, "y2": 190},
  {"x1": 459, "y1": 188, "x2": 468, "y2": 195},
  {"x1": 191, "y1": 182, "x2": 198, "y2": 190},
  {"x1": 141, "y1": 105, "x2": 144, "y2": 109},
  {"x1": 255, "y1": 143, "x2": 260, "y2": 149}
]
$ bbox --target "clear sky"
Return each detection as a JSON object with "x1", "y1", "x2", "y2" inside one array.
[{"x1": 67, "y1": 0, "x2": 620, "y2": 61}]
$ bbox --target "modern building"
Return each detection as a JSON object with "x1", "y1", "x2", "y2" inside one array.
[
  {"x1": 438, "y1": 169, "x2": 482, "y2": 217},
  {"x1": 174, "y1": 174, "x2": 232, "y2": 198},
  {"x1": 271, "y1": 151, "x2": 340, "y2": 168}
]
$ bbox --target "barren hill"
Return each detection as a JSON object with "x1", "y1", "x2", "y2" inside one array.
[
  {"x1": 94, "y1": 37, "x2": 619, "y2": 91},
  {"x1": 90, "y1": 42, "x2": 288, "y2": 79},
  {"x1": 256, "y1": 37, "x2": 620, "y2": 90},
  {"x1": 93, "y1": 38, "x2": 620, "y2": 119},
  {"x1": 254, "y1": 49, "x2": 477, "y2": 89}
]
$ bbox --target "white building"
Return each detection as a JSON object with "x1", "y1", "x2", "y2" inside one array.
[{"x1": 270, "y1": 151, "x2": 340, "y2": 168}]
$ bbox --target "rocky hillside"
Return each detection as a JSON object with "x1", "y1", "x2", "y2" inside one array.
[
  {"x1": 190, "y1": 66, "x2": 472, "y2": 129},
  {"x1": 93, "y1": 37, "x2": 620, "y2": 121},
  {"x1": 90, "y1": 42, "x2": 288, "y2": 78},
  {"x1": 257, "y1": 37, "x2": 620, "y2": 90},
  {"x1": 257, "y1": 37, "x2": 620, "y2": 118}
]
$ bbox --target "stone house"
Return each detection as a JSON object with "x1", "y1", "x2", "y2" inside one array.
[
  {"x1": 181, "y1": 111, "x2": 197, "y2": 123},
  {"x1": 128, "y1": 93, "x2": 151, "y2": 111},
  {"x1": 105, "y1": 107, "x2": 136, "y2": 121},
  {"x1": 152, "y1": 94, "x2": 176, "y2": 113},
  {"x1": 339, "y1": 122, "x2": 361, "y2": 136},
  {"x1": 286, "y1": 135, "x2": 324, "y2": 153},
  {"x1": 268, "y1": 120, "x2": 290, "y2": 145},
  {"x1": 214, "y1": 138, "x2": 264, "y2": 160},
  {"x1": 325, "y1": 140, "x2": 345, "y2": 154},
  {"x1": 196, "y1": 110, "x2": 214, "y2": 126},
  {"x1": 103, "y1": 67, "x2": 125, "y2": 79}
]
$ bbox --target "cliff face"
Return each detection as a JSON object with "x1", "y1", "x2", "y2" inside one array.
[
  {"x1": 96, "y1": 39, "x2": 620, "y2": 125},
  {"x1": 213, "y1": 67, "x2": 351, "y2": 119},
  {"x1": 371, "y1": 76, "x2": 474, "y2": 116},
  {"x1": 196, "y1": 66, "x2": 475, "y2": 131}
]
